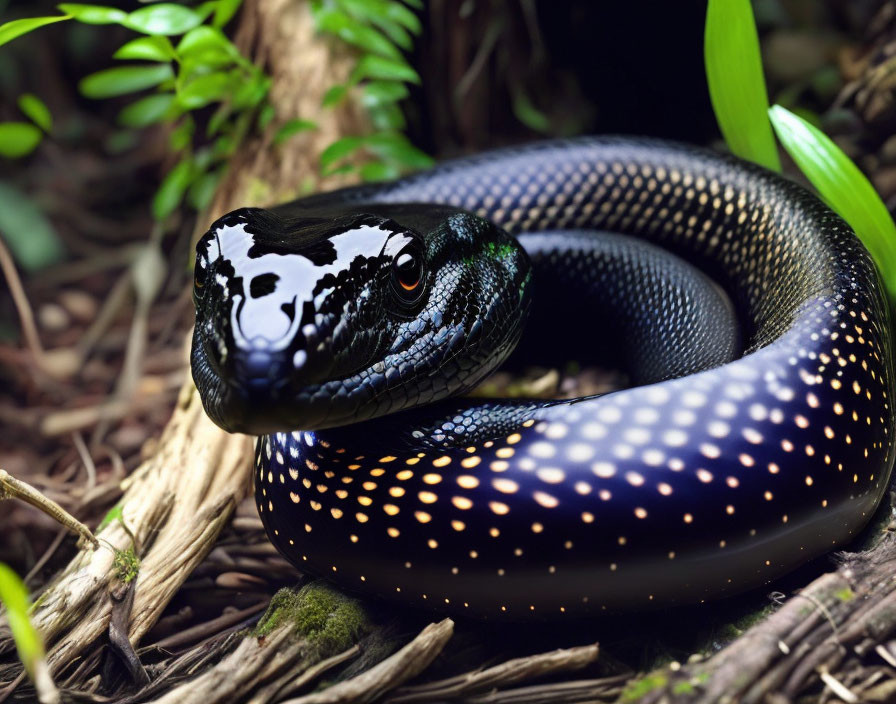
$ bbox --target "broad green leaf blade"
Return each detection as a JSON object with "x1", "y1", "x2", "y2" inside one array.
[
  {"x1": 177, "y1": 71, "x2": 235, "y2": 109},
  {"x1": 187, "y1": 167, "x2": 223, "y2": 210},
  {"x1": 362, "y1": 80, "x2": 409, "y2": 108},
  {"x1": 124, "y1": 4, "x2": 202, "y2": 36},
  {"x1": 369, "y1": 102, "x2": 405, "y2": 130},
  {"x1": 152, "y1": 159, "x2": 195, "y2": 221},
  {"x1": 0, "y1": 15, "x2": 70, "y2": 48},
  {"x1": 79, "y1": 64, "x2": 174, "y2": 98},
  {"x1": 114, "y1": 36, "x2": 175, "y2": 61},
  {"x1": 321, "y1": 84, "x2": 348, "y2": 107},
  {"x1": 0, "y1": 123, "x2": 42, "y2": 158},
  {"x1": 274, "y1": 118, "x2": 317, "y2": 145},
  {"x1": 705, "y1": 0, "x2": 781, "y2": 172},
  {"x1": 320, "y1": 136, "x2": 364, "y2": 172},
  {"x1": 176, "y1": 26, "x2": 238, "y2": 58},
  {"x1": 360, "y1": 160, "x2": 401, "y2": 182},
  {"x1": 0, "y1": 563, "x2": 43, "y2": 678},
  {"x1": 350, "y1": 54, "x2": 420, "y2": 85},
  {"x1": 364, "y1": 132, "x2": 432, "y2": 169},
  {"x1": 57, "y1": 3, "x2": 126, "y2": 24},
  {"x1": 0, "y1": 182, "x2": 64, "y2": 271},
  {"x1": 17, "y1": 94, "x2": 52, "y2": 132},
  {"x1": 118, "y1": 93, "x2": 174, "y2": 127},
  {"x1": 315, "y1": 7, "x2": 401, "y2": 59},
  {"x1": 769, "y1": 105, "x2": 896, "y2": 298},
  {"x1": 213, "y1": 0, "x2": 243, "y2": 28}
]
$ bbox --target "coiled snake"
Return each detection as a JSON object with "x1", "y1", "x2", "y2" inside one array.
[{"x1": 191, "y1": 137, "x2": 895, "y2": 617}]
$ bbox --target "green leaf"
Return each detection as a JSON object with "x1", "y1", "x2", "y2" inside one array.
[
  {"x1": 169, "y1": 115, "x2": 194, "y2": 151},
  {"x1": 0, "y1": 123, "x2": 42, "y2": 158},
  {"x1": 315, "y1": 7, "x2": 401, "y2": 59},
  {"x1": 118, "y1": 93, "x2": 174, "y2": 127},
  {"x1": 274, "y1": 118, "x2": 317, "y2": 145},
  {"x1": 17, "y1": 94, "x2": 52, "y2": 132},
  {"x1": 0, "y1": 563, "x2": 43, "y2": 679},
  {"x1": 322, "y1": 84, "x2": 348, "y2": 107},
  {"x1": 402, "y1": 0, "x2": 424, "y2": 9},
  {"x1": 257, "y1": 102, "x2": 275, "y2": 130},
  {"x1": 213, "y1": 0, "x2": 243, "y2": 28},
  {"x1": 364, "y1": 132, "x2": 432, "y2": 169},
  {"x1": 124, "y1": 4, "x2": 202, "y2": 36},
  {"x1": 513, "y1": 91, "x2": 550, "y2": 133},
  {"x1": 207, "y1": 103, "x2": 233, "y2": 136},
  {"x1": 194, "y1": 2, "x2": 218, "y2": 23},
  {"x1": 231, "y1": 72, "x2": 270, "y2": 110},
  {"x1": 97, "y1": 504, "x2": 123, "y2": 532},
  {"x1": 360, "y1": 160, "x2": 400, "y2": 181},
  {"x1": 0, "y1": 182, "x2": 64, "y2": 271},
  {"x1": 769, "y1": 105, "x2": 896, "y2": 299},
  {"x1": 114, "y1": 36, "x2": 175, "y2": 61},
  {"x1": 362, "y1": 80, "x2": 408, "y2": 107},
  {"x1": 57, "y1": 3, "x2": 126, "y2": 24},
  {"x1": 351, "y1": 54, "x2": 420, "y2": 84},
  {"x1": 187, "y1": 167, "x2": 223, "y2": 210},
  {"x1": 152, "y1": 158, "x2": 195, "y2": 221},
  {"x1": 369, "y1": 102, "x2": 405, "y2": 130},
  {"x1": 176, "y1": 25, "x2": 237, "y2": 57},
  {"x1": 0, "y1": 15, "x2": 70, "y2": 48},
  {"x1": 320, "y1": 135, "x2": 364, "y2": 171},
  {"x1": 177, "y1": 71, "x2": 235, "y2": 109},
  {"x1": 80, "y1": 64, "x2": 174, "y2": 98},
  {"x1": 704, "y1": 0, "x2": 780, "y2": 172}
]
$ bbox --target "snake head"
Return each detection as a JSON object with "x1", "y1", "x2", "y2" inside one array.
[{"x1": 191, "y1": 204, "x2": 532, "y2": 434}]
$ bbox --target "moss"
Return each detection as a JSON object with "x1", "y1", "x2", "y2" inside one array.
[
  {"x1": 620, "y1": 672, "x2": 668, "y2": 701},
  {"x1": 673, "y1": 680, "x2": 695, "y2": 694},
  {"x1": 254, "y1": 582, "x2": 370, "y2": 655},
  {"x1": 112, "y1": 546, "x2": 139, "y2": 584},
  {"x1": 835, "y1": 587, "x2": 855, "y2": 602}
]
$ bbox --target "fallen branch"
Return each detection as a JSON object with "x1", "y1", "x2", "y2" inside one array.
[
  {"x1": 386, "y1": 642, "x2": 600, "y2": 703},
  {"x1": 636, "y1": 528, "x2": 896, "y2": 703},
  {"x1": 282, "y1": 618, "x2": 455, "y2": 704}
]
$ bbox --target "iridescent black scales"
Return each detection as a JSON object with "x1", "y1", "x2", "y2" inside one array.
[{"x1": 239, "y1": 137, "x2": 895, "y2": 617}]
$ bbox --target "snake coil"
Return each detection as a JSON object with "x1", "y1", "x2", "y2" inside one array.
[{"x1": 192, "y1": 138, "x2": 895, "y2": 617}]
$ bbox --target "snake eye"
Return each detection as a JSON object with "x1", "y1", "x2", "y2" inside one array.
[
  {"x1": 391, "y1": 244, "x2": 425, "y2": 303},
  {"x1": 194, "y1": 256, "x2": 209, "y2": 295}
]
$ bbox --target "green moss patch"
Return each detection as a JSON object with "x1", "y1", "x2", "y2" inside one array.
[{"x1": 254, "y1": 582, "x2": 370, "y2": 655}]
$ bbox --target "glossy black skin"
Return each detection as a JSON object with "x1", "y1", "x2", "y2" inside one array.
[{"x1": 192, "y1": 137, "x2": 896, "y2": 618}]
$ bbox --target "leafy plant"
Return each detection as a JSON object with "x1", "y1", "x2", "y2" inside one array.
[
  {"x1": 0, "y1": 2, "x2": 269, "y2": 221},
  {"x1": 0, "y1": 563, "x2": 49, "y2": 690},
  {"x1": 0, "y1": 0, "x2": 431, "y2": 233},
  {"x1": 311, "y1": 0, "x2": 432, "y2": 179},
  {"x1": 704, "y1": 0, "x2": 896, "y2": 300},
  {"x1": 704, "y1": 0, "x2": 780, "y2": 172},
  {"x1": 0, "y1": 94, "x2": 52, "y2": 159},
  {"x1": 770, "y1": 105, "x2": 896, "y2": 297}
]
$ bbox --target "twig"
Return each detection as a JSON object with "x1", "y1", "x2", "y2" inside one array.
[
  {"x1": 282, "y1": 619, "x2": 455, "y2": 704},
  {"x1": 0, "y1": 469, "x2": 98, "y2": 549},
  {"x1": 386, "y1": 642, "x2": 600, "y2": 703},
  {"x1": 0, "y1": 235, "x2": 45, "y2": 359}
]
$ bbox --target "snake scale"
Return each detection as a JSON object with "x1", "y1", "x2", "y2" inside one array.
[{"x1": 191, "y1": 137, "x2": 895, "y2": 617}]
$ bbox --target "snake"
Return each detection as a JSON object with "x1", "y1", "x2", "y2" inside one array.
[{"x1": 191, "y1": 137, "x2": 895, "y2": 618}]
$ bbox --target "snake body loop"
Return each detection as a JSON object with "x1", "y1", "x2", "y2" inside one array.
[{"x1": 192, "y1": 138, "x2": 895, "y2": 617}]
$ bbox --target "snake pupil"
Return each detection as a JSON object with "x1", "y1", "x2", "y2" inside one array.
[{"x1": 394, "y1": 249, "x2": 423, "y2": 296}]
